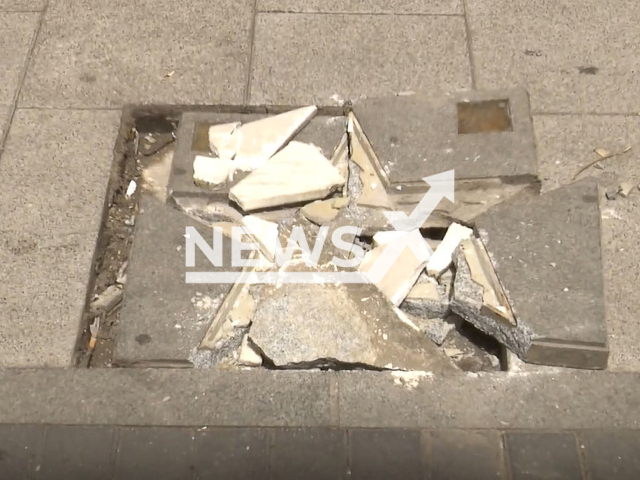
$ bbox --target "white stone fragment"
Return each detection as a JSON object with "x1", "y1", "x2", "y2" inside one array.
[
  {"x1": 230, "y1": 141, "x2": 345, "y2": 211},
  {"x1": 125, "y1": 180, "x2": 136, "y2": 197},
  {"x1": 372, "y1": 231, "x2": 407, "y2": 248},
  {"x1": 241, "y1": 215, "x2": 279, "y2": 262},
  {"x1": 238, "y1": 335, "x2": 262, "y2": 366},
  {"x1": 359, "y1": 231, "x2": 429, "y2": 306},
  {"x1": 89, "y1": 285, "x2": 123, "y2": 315},
  {"x1": 426, "y1": 223, "x2": 473, "y2": 278},
  {"x1": 391, "y1": 371, "x2": 432, "y2": 390},
  {"x1": 233, "y1": 106, "x2": 317, "y2": 172},
  {"x1": 208, "y1": 121, "x2": 242, "y2": 160},
  {"x1": 193, "y1": 155, "x2": 234, "y2": 188}
]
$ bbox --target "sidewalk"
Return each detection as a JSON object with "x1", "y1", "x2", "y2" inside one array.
[
  {"x1": 3, "y1": 424, "x2": 639, "y2": 479},
  {"x1": 1, "y1": 1, "x2": 640, "y2": 478}
]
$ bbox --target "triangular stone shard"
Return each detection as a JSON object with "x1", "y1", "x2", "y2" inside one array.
[
  {"x1": 233, "y1": 106, "x2": 318, "y2": 171},
  {"x1": 242, "y1": 215, "x2": 279, "y2": 261},
  {"x1": 229, "y1": 141, "x2": 345, "y2": 211}
]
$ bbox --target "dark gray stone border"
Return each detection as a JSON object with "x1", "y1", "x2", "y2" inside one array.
[{"x1": 1, "y1": 369, "x2": 638, "y2": 430}]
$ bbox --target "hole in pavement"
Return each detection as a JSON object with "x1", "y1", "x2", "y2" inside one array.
[{"x1": 78, "y1": 105, "x2": 530, "y2": 375}]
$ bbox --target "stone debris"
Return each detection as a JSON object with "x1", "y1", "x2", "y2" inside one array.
[
  {"x1": 421, "y1": 315, "x2": 460, "y2": 346},
  {"x1": 193, "y1": 155, "x2": 234, "y2": 189},
  {"x1": 426, "y1": 222, "x2": 473, "y2": 278},
  {"x1": 300, "y1": 196, "x2": 349, "y2": 225},
  {"x1": 141, "y1": 148, "x2": 173, "y2": 202},
  {"x1": 233, "y1": 106, "x2": 318, "y2": 172},
  {"x1": 125, "y1": 180, "x2": 137, "y2": 198},
  {"x1": 200, "y1": 254, "x2": 259, "y2": 350},
  {"x1": 372, "y1": 231, "x2": 406, "y2": 248},
  {"x1": 238, "y1": 335, "x2": 262, "y2": 366},
  {"x1": 444, "y1": 348, "x2": 464, "y2": 360},
  {"x1": 391, "y1": 371, "x2": 432, "y2": 390},
  {"x1": 618, "y1": 181, "x2": 634, "y2": 198},
  {"x1": 450, "y1": 239, "x2": 529, "y2": 357},
  {"x1": 116, "y1": 261, "x2": 128, "y2": 285},
  {"x1": 397, "y1": 303, "x2": 459, "y2": 346},
  {"x1": 208, "y1": 121, "x2": 241, "y2": 160},
  {"x1": 117, "y1": 94, "x2": 609, "y2": 372},
  {"x1": 460, "y1": 237, "x2": 515, "y2": 325},
  {"x1": 228, "y1": 287, "x2": 256, "y2": 328},
  {"x1": 348, "y1": 113, "x2": 394, "y2": 209},
  {"x1": 89, "y1": 284, "x2": 123, "y2": 315},
  {"x1": 401, "y1": 272, "x2": 450, "y2": 319},
  {"x1": 242, "y1": 215, "x2": 279, "y2": 261},
  {"x1": 138, "y1": 131, "x2": 175, "y2": 156},
  {"x1": 359, "y1": 231, "x2": 430, "y2": 306},
  {"x1": 229, "y1": 141, "x2": 345, "y2": 212},
  {"x1": 248, "y1": 282, "x2": 456, "y2": 372}
]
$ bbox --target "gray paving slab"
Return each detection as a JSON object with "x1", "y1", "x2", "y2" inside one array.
[
  {"x1": 505, "y1": 432, "x2": 584, "y2": 480},
  {"x1": 250, "y1": 13, "x2": 471, "y2": 106},
  {"x1": 472, "y1": 179, "x2": 608, "y2": 369},
  {"x1": 466, "y1": 0, "x2": 640, "y2": 113},
  {"x1": 0, "y1": 424, "x2": 43, "y2": 479},
  {"x1": 579, "y1": 430, "x2": 640, "y2": 480},
  {"x1": 533, "y1": 114, "x2": 640, "y2": 372},
  {"x1": 0, "y1": 109, "x2": 120, "y2": 367},
  {"x1": 41, "y1": 426, "x2": 116, "y2": 480},
  {"x1": 2, "y1": 369, "x2": 640, "y2": 430},
  {"x1": 193, "y1": 428, "x2": 268, "y2": 479},
  {"x1": 170, "y1": 111, "x2": 344, "y2": 200},
  {"x1": 424, "y1": 430, "x2": 507, "y2": 479},
  {"x1": 350, "y1": 429, "x2": 423, "y2": 480},
  {"x1": 114, "y1": 196, "x2": 241, "y2": 363},
  {"x1": 257, "y1": 0, "x2": 463, "y2": 14},
  {"x1": 0, "y1": 0, "x2": 43, "y2": 10},
  {"x1": 337, "y1": 371, "x2": 640, "y2": 429},
  {"x1": 271, "y1": 428, "x2": 347, "y2": 480},
  {"x1": 19, "y1": 0, "x2": 253, "y2": 108},
  {"x1": 352, "y1": 88, "x2": 537, "y2": 186},
  {"x1": 115, "y1": 427, "x2": 193, "y2": 480},
  {"x1": 0, "y1": 12, "x2": 38, "y2": 105},
  {"x1": 249, "y1": 282, "x2": 457, "y2": 372},
  {"x1": 0, "y1": 369, "x2": 333, "y2": 427}
]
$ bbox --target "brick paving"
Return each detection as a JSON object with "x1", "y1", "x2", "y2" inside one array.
[{"x1": 1, "y1": 425, "x2": 639, "y2": 479}]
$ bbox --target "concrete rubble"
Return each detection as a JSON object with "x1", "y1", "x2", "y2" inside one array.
[
  {"x1": 208, "y1": 121, "x2": 241, "y2": 160},
  {"x1": 89, "y1": 284, "x2": 123, "y2": 315},
  {"x1": 401, "y1": 273, "x2": 450, "y2": 320},
  {"x1": 301, "y1": 196, "x2": 349, "y2": 225},
  {"x1": 113, "y1": 92, "x2": 609, "y2": 373},
  {"x1": 358, "y1": 231, "x2": 431, "y2": 306},
  {"x1": 247, "y1": 282, "x2": 455, "y2": 373},
  {"x1": 193, "y1": 155, "x2": 234, "y2": 189}
]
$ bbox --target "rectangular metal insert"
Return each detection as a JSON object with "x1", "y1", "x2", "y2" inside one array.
[{"x1": 457, "y1": 99, "x2": 513, "y2": 134}]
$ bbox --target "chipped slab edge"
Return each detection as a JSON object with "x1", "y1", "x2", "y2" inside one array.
[{"x1": 199, "y1": 251, "x2": 259, "y2": 350}]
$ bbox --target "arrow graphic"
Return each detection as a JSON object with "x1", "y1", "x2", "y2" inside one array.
[{"x1": 384, "y1": 170, "x2": 455, "y2": 232}]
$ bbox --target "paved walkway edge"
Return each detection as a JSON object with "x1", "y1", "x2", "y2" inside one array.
[{"x1": 0, "y1": 369, "x2": 637, "y2": 429}]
